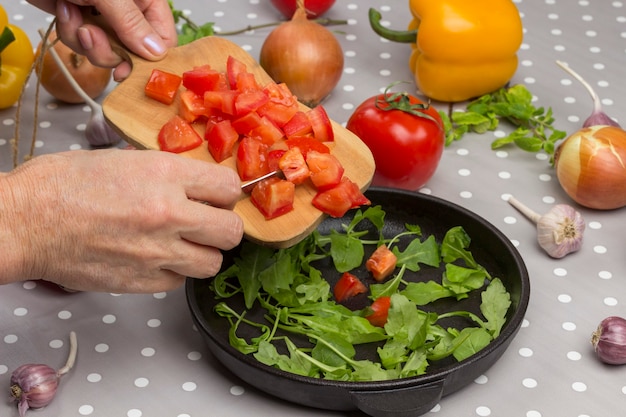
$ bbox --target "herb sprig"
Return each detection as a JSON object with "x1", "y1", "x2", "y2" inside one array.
[
  {"x1": 209, "y1": 206, "x2": 511, "y2": 381},
  {"x1": 440, "y1": 84, "x2": 567, "y2": 164}
]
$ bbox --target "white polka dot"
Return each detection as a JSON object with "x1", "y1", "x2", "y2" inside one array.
[
  {"x1": 553, "y1": 268, "x2": 567, "y2": 277},
  {"x1": 593, "y1": 245, "x2": 607, "y2": 254},
  {"x1": 230, "y1": 385, "x2": 245, "y2": 396},
  {"x1": 588, "y1": 221, "x2": 602, "y2": 230},
  {"x1": 49, "y1": 339, "x2": 64, "y2": 349},
  {"x1": 522, "y1": 319, "x2": 530, "y2": 328},
  {"x1": 134, "y1": 377, "x2": 149, "y2": 388},
  {"x1": 147, "y1": 319, "x2": 161, "y2": 328},
  {"x1": 504, "y1": 216, "x2": 517, "y2": 225},
  {"x1": 557, "y1": 294, "x2": 572, "y2": 303},
  {"x1": 430, "y1": 404, "x2": 441, "y2": 412},
  {"x1": 102, "y1": 314, "x2": 117, "y2": 324},
  {"x1": 541, "y1": 195, "x2": 556, "y2": 204},
  {"x1": 187, "y1": 351, "x2": 202, "y2": 361},
  {"x1": 522, "y1": 378, "x2": 537, "y2": 388},
  {"x1": 182, "y1": 381, "x2": 197, "y2": 392},
  {"x1": 153, "y1": 292, "x2": 167, "y2": 299},
  {"x1": 476, "y1": 406, "x2": 491, "y2": 416},
  {"x1": 127, "y1": 409, "x2": 142, "y2": 417},
  {"x1": 13, "y1": 307, "x2": 27, "y2": 316},
  {"x1": 498, "y1": 171, "x2": 511, "y2": 179},
  {"x1": 526, "y1": 411, "x2": 542, "y2": 417},
  {"x1": 458, "y1": 168, "x2": 471, "y2": 176},
  {"x1": 456, "y1": 148, "x2": 469, "y2": 156},
  {"x1": 459, "y1": 191, "x2": 473, "y2": 199},
  {"x1": 87, "y1": 373, "x2": 102, "y2": 382},
  {"x1": 95, "y1": 343, "x2": 109, "y2": 353},
  {"x1": 141, "y1": 347, "x2": 156, "y2": 357},
  {"x1": 474, "y1": 375, "x2": 488, "y2": 384},
  {"x1": 572, "y1": 382, "x2": 587, "y2": 392},
  {"x1": 4, "y1": 334, "x2": 18, "y2": 344},
  {"x1": 538, "y1": 173, "x2": 552, "y2": 182},
  {"x1": 599, "y1": 270, "x2": 613, "y2": 280},
  {"x1": 519, "y1": 347, "x2": 534, "y2": 357},
  {"x1": 58, "y1": 310, "x2": 72, "y2": 319},
  {"x1": 495, "y1": 150, "x2": 508, "y2": 158},
  {"x1": 604, "y1": 297, "x2": 618, "y2": 306},
  {"x1": 0, "y1": 364, "x2": 8, "y2": 374},
  {"x1": 562, "y1": 322, "x2": 577, "y2": 331},
  {"x1": 23, "y1": 281, "x2": 37, "y2": 290},
  {"x1": 567, "y1": 351, "x2": 582, "y2": 361},
  {"x1": 78, "y1": 404, "x2": 94, "y2": 415}
]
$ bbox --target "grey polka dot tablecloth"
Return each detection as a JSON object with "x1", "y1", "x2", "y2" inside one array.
[{"x1": 2, "y1": 1, "x2": 626, "y2": 416}]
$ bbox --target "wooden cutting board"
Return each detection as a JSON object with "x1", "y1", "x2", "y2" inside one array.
[{"x1": 102, "y1": 36, "x2": 375, "y2": 248}]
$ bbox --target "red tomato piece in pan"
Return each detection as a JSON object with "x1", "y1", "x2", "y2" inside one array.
[
  {"x1": 333, "y1": 272, "x2": 368, "y2": 302},
  {"x1": 365, "y1": 296, "x2": 391, "y2": 327},
  {"x1": 365, "y1": 245, "x2": 397, "y2": 282}
]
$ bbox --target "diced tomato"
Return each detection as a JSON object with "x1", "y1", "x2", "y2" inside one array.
[
  {"x1": 312, "y1": 178, "x2": 370, "y2": 218},
  {"x1": 267, "y1": 149, "x2": 286, "y2": 172},
  {"x1": 365, "y1": 296, "x2": 391, "y2": 327},
  {"x1": 204, "y1": 90, "x2": 238, "y2": 115},
  {"x1": 157, "y1": 115, "x2": 203, "y2": 153},
  {"x1": 250, "y1": 177, "x2": 295, "y2": 220},
  {"x1": 306, "y1": 150, "x2": 344, "y2": 191},
  {"x1": 365, "y1": 245, "x2": 398, "y2": 282},
  {"x1": 206, "y1": 119, "x2": 239, "y2": 162},
  {"x1": 179, "y1": 89, "x2": 209, "y2": 123},
  {"x1": 258, "y1": 82, "x2": 299, "y2": 127},
  {"x1": 226, "y1": 56, "x2": 248, "y2": 90},
  {"x1": 334, "y1": 272, "x2": 368, "y2": 302},
  {"x1": 278, "y1": 147, "x2": 310, "y2": 185},
  {"x1": 286, "y1": 136, "x2": 330, "y2": 159},
  {"x1": 249, "y1": 116, "x2": 284, "y2": 145},
  {"x1": 182, "y1": 65, "x2": 221, "y2": 95},
  {"x1": 307, "y1": 106, "x2": 334, "y2": 142},
  {"x1": 145, "y1": 69, "x2": 182, "y2": 105},
  {"x1": 231, "y1": 111, "x2": 263, "y2": 135},
  {"x1": 235, "y1": 90, "x2": 269, "y2": 116},
  {"x1": 283, "y1": 111, "x2": 312, "y2": 137},
  {"x1": 236, "y1": 136, "x2": 270, "y2": 181},
  {"x1": 236, "y1": 71, "x2": 262, "y2": 92}
]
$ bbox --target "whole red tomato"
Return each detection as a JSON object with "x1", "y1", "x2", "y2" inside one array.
[
  {"x1": 270, "y1": 0, "x2": 336, "y2": 19},
  {"x1": 346, "y1": 90, "x2": 444, "y2": 190}
]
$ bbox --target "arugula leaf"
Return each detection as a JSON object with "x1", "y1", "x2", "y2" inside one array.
[
  {"x1": 233, "y1": 242, "x2": 275, "y2": 309},
  {"x1": 329, "y1": 231, "x2": 364, "y2": 272},
  {"x1": 401, "y1": 281, "x2": 456, "y2": 305},
  {"x1": 393, "y1": 234, "x2": 440, "y2": 271},
  {"x1": 440, "y1": 226, "x2": 478, "y2": 268},
  {"x1": 442, "y1": 263, "x2": 490, "y2": 298},
  {"x1": 480, "y1": 278, "x2": 512, "y2": 338}
]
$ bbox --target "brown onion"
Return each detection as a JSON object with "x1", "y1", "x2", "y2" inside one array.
[
  {"x1": 554, "y1": 125, "x2": 626, "y2": 210},
  {"x1": 36, "y1": 32, "x2": 112, "y2": 104},
  {"x1": 259, "y1": 0, "x2": 344, "y2": 107}
]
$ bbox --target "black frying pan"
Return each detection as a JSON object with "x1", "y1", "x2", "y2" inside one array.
[{"x1": 186, "y1": 188, "x2": 530, "y2": 416}]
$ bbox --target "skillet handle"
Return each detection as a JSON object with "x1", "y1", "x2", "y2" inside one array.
[{"x1": 349, "y1": 379, "x2": 444, "y2": 417}]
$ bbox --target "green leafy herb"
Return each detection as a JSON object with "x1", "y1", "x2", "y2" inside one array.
[
  {"x1": 208, "y1": 206, "x2": 512, "y2": 381},
  {"x1": 440, "y1": 84, "x2": 567, "y2": 164}
]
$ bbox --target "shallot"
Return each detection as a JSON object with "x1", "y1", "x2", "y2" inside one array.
[
  {"x1": 507, "y1": 195, "x2": 585, "y2": 258},
  {"x1": 10, "y1": 331, "x2": 78, "y2": 416},
  {"x1": 591, "y1": 316, "x2": 626, "y2": 365},
  {"x1": 553, "y1": 61, "x2": 626, "y2": 210},
  {"x1": 259, "y1": 0, "x2": 344, "y2": 107}
]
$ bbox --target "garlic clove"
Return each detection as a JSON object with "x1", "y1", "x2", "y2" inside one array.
[{"x1": 592, "y1": 316, "x2": 626, "y2": 365}]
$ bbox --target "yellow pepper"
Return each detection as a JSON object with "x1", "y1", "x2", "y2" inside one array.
[
  {"x1": 369, "y1": 1, "x2": 523, "y2": 103},
  {"x1": 1, "y1": 4, "x2": 34, "y2": 109}
]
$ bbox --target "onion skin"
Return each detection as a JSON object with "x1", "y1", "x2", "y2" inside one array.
[
  {"x1": 591, "y1": 316, "x2": 626, "y2": 365},
  {"x1": 259, "y1": 4, "x2": 344, "y2": 107},
  {"x1": 36, "y1": 33, "x2": 112, "y2": 104},
  {"x1": 554, "y1": 125, "x2": 626, "y2": 210}
]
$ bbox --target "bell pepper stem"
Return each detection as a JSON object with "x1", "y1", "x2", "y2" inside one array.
[
  {"x1": 368, "y1": 8, "x2": 417, "y2": 43},
  {"x1": 0, "y1": 26, "x2": 16, "y2": 54}
]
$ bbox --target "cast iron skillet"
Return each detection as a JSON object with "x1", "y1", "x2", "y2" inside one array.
[{"x1": 186, "y1": 188, "x2": 530, "y2": 417}]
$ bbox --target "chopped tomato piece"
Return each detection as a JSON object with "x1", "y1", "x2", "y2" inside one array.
[
  {"x1": 334, "y1": 272, "x2": 367, "y2": 302},
  {"x1": 278, "y1": 147, "x2": 310, "y2": 185},
  {"x1": 283, "y1": 111, "x2": 313, "y2": 137},
  {"x1": 249, "y1": 116, "x2": 284, "y2": 145},
  {"x1": 365, "y1": 245, "x2": 398, "y2": 282},
  {"x1": 206, "y1": 119, "x2": 239, "y2": 162},
  {"x1": 236, "y1": 136, "x2": 270, "y2": 181},
  {"x1": 258, "y1": 82, "x2": 300, "y2": 127},
  {"x1": 226, "y1": 56, "x2": 248, "y2": 90},
  {"x1": 250, "y1": 177, "x2": 295, "y2": 220},
  {"x1": 231, "y1": 111, "x2": 263, "y2": 135},
  {"x1": 286, "y1": 136, "x2": 330, "y2": 159},
  {"x1": 236, "y1": 71, "x2": 262, "y2": 92},
  {"x1": 179, "y1": 89, "x2": 209, "y2": 123},
  {"x1": 235, "y1": 90, "x2": 269, "y2": 115},
  {"x1": 157, "y1": 115, "x2": 203, "y2": 153},
  {"x1": 306, "y1": 150, "x2": 344, "y2": 191},
  {"x1": 307, "y1": 106, "x2": 334, "y2": 142},
  {"x1": 182, "y1": 65, "x2": 221, "y2": 95},
  {"x1": 365, "y1": 296, "x2": 391, "y2": 327},
  {"x1": 204, "y1": 90, "x2": 238, "y2": 115},
  {"x1": 312, "y1": 178, "x2": 370, "y2": 217},
  {"x1": 267, "y1": 149, "x2": 286, "y2": 172},
  {"x1": 145, "y1": 69, "x2": 182, "y2": 105}
]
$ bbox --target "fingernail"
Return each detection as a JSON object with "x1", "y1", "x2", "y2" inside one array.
[
  {"x1": 77, "y1": 27, "x2": 94, "y2": 50},
  {"x1": 57, "y1": 0, "x2": 70, "y2": 23},
  {"x1": 143, "y1": 34, "x2": 167, "y2": 56}
]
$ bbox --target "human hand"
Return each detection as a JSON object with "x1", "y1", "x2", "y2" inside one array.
[
  {"x1": 1, "y1": 149, "x2": 244, "y2": 293},
  {"x1": 27, "y1": 0, "x2": 177, "y2": 80}
]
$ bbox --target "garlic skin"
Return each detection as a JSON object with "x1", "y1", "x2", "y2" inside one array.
[
  {"x1": 536, "y1": 204, "x2": 585, "y2": 258},
  {"x1": 555, "y1": 125, "x2": 626, "y2": 210},
  {"x1": 10, "y1": 364, "x2": 59, "y2": 416},
  {"x1": 591, "y1": 316, "x2": 626, "y2": 365}
]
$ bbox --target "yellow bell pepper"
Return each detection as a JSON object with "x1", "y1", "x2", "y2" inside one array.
[
  {"x1": 1, "y1": 4, "x2": 35, "y2": 109},
  {"x1": 369, "y1": 1, "x2": 523, "y2": 103}
]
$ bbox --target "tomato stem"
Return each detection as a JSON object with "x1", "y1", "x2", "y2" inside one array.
[
  {"x1": 368, "y1": 8, "x2": 417, "y2": 43},
  {"x1": 375, "y1": 82, "x2": 439, "y2": 124}
]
